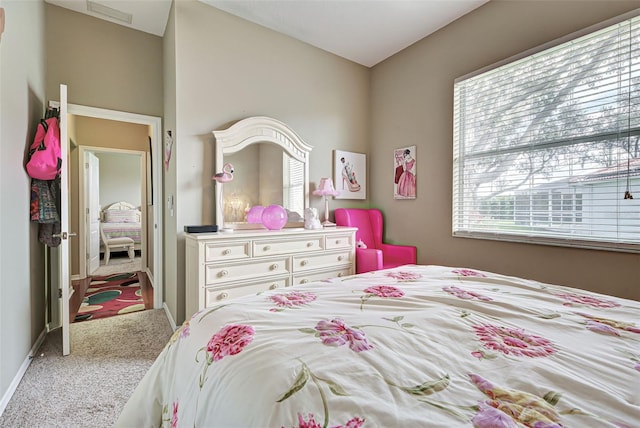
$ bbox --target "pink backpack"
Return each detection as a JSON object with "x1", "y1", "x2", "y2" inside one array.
[{"x1": 26, "y1": 117, "x2": 61, "y2": 180}]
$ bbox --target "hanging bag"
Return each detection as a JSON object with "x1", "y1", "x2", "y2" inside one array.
[{"x1": 26, "y1": 117, "x2": 61, "y2": 180}]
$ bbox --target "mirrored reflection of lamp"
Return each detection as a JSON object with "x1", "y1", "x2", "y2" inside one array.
[{"x1": 313, "y1": 178, "x2": 340, "y2": 227}]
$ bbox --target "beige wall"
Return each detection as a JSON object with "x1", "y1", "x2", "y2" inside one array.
[
  {"x1": 371, "y1": 0, "x2": 640, "y2": 301},
  {"x1": 44, "y1": 3, "x2": 163, "y2": 117},
  {"x1": 165, "y1": 0, "x2": 370, "y2": 323},
  {"x1": 0, "y1": 0, "x2": 47, "y2": 409}
]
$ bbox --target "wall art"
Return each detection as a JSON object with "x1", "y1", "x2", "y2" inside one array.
[
  {"x1": 394, "y1": 145, "x2": 416, "y2": 200},
  {"x1": 333, "y1": 150, "x2": 366, "y2": 200}
]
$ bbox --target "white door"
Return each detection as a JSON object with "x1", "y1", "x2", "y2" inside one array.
[
  {"x1": 85, "y1": 152, "x2": 100, "y2": 274},
  {"x1": 57, "y1": 84, "x2": 72, "y2": 356}
]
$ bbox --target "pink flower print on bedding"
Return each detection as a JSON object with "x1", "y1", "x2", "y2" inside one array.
[
  {"x1": 473, "y1": 324, "x2": 556, "y2": 358},
  {"x1": 269, "y1": 290, "x2": 317, "y2": 311},
  {"x1": 452, "y1": 268, "x2": 487, "y2": 278},
  {"x1": 206, "y1": 324, "x2": 255, "y2": 362},
  {"x1": 314, "y1": 318, "x2": 373, "y2": 352},
  {"x1": 384, "y1": 270, "x2": 422, "y2": 281},
  {"x1": 443, "y1": 285, "x2": 492, "y2": 301},
  {"x1": 360, "y1": 285, "x2": 405, "y2": 310}
]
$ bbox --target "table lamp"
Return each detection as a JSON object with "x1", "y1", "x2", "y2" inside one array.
[{"x1": 313, "y1": 178, "x2": 340, "y2": 227}]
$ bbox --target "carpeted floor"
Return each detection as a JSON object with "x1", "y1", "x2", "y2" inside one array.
[{"x1": 0, "y1": 309, "x2": 173, "y2": 427}]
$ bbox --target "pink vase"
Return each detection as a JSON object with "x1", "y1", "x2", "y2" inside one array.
[
  {"x1": 261, "y1": 205, "x2": 287, "y2": 230},
  {"x1": 246, "y1": 205, "x2": 264, "y2": 223}
]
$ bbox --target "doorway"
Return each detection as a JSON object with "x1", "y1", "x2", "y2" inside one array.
[
  {"x1": 79, "y1": 147, "x2": 146, "y2": 278},
  {"x1": 64, "y1": 104, "x2": 162, "y2": 310}
]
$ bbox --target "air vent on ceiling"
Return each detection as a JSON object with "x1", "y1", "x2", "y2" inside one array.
[{"x1": 86, "y1": 0, "x2": 132, "y2": 25}]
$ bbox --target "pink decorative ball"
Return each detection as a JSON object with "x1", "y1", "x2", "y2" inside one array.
[
  {"x1": 246, "y1": 205, "x2": 264, "y2": 223},
  {"x1": 261, "y1": 205, "x2": 287, "y2": 230}
]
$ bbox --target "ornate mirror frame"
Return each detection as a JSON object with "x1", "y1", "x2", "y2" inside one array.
[{"x1": 212, "y1": 116, "x2": 313, "y2": 229}]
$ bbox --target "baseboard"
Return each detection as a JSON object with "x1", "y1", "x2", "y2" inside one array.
[
  {"x1": 163, "y1": 302, "x2": 178, "y2": 331},
  {"x1": 145, "y1": 267, "x2": 154, "y2": 284},
  {"x1": 0, "y1": 327, "x2": 47, "y2": 417}
]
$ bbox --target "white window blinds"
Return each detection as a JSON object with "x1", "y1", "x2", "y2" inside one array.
[
  {"x1": 453, "y1": 12, "x2": 640, "y2": 252},
  {"x1": 283, "y1": 153, "x2": 305, "y2": 217}
]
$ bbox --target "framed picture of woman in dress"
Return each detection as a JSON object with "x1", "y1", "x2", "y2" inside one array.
[
  {"x1": 333, "y1": 150, "x2": 366, "y2": 200},
  {"x1": 393, "y1": 145, "x2": 416, "y2": 200}
]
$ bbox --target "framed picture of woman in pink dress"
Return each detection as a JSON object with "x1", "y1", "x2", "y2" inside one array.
[
  {"x1": 333, "y1": 150, "x2": 366, "y2": 199},
  {"x1": 394, "y1": 145, "x2": 416, "y2": 200}
]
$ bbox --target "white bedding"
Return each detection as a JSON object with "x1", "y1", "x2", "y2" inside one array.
[
  {"x1": 117, "y1": 265, "x2": 640, "y2": 427},
  {"x1": 100, "y1": 221, "x2": 142, "y2": 245}
]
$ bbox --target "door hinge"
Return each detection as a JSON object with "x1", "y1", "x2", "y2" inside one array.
[{"x1": 58, "y1": 288, "x2": 62, "y2": 298}]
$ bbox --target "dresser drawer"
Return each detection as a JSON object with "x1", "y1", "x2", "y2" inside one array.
[
  {"x1": 293, "y1": 267, "x2": 353, "y2": 285},
  {"x1": 204, "y1": 240, "x2": 251, "y2": 262},
  {"x1": 204, "y1": 277, "x2": 290, "y2": 306},
  {"x1": 293, "y1": 251, "x2": 352, "y2": 272},
  {"x1": 253, "y1": 236, "x2": 323, "y2": 257},
  {"x1": 205, "y1": 257, "x2": 290, "y2": 285},
  {"x1": 325, "y1": 233, "x2": 354, "y2": 250}
]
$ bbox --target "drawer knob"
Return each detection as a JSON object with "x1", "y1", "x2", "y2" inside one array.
[
  {"x1": 335, "y1": 239, "x2": 340, "y2": 244},
  {"x1": 218, "y1": 292, "x2": 229, "y2": 300},
  {"x1": 307, "y1": 242, "x2": 313, "y2": 247},
  {"x1": 337, "y1": 255, "x2": 344, "y2": 261},
  {"x1": 338, "y1": 272, "x2": 344, "y2": 277},
  {"x1": 263, "y1": 245, "x2": 271, "y2": 251},
  {"x1": 222, "y1": 249, "x2": 231, "y2": 255},
  {"x1": 219, "y1": 269, "x2": 228, "y2": 277},
  {"x1": 300, "y1": 279, "x2": 309, "y2": 284},
  {"x1": 269, "y1": 283, "x2": 279, "y2": 290},
  {"x1": 301, "y1": 260, "x2": 308, "y2": 266},
  {"x1": 270, "y1": 263, "x2": 279, "y2": 270}
]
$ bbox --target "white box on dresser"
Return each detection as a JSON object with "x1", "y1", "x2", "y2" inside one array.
[{"x1": 185, "y1": 227, "x2": 357, "y2": 319}]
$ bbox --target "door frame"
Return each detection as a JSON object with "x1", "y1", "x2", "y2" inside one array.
[
  {"x1": 78, "y1": 146, "x2": 147, "y2": 278},
  {"x1": 65, "y1": 103, "x2": 163, "y2": 309}
]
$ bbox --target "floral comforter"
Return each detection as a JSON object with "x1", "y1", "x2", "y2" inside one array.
[{"x1": 116, "y1": 265, "x2": 640, "y2": 427}]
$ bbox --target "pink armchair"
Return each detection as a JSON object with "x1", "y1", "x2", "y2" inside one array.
[{"x1": 335, "y1": 208, "x2": 417, "y2": 274}]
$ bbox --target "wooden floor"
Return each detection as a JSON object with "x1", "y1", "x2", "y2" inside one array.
[{"x1": 70, "y1": 271, "x2": 154, "y2": 323}]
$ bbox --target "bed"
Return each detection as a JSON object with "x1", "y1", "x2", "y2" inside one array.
[
  {"x1": 116, "y1": 265, "x2": 639, "y2": 427},
  {"x1": 100, "y1": 201, "x2": 142, "y2": 252}
]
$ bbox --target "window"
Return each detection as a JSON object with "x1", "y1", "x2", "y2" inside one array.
[
  {"x1": 283, "y1": 153, "x2": 304, "y2": 217},
  {"x1": 453, "y1": 12, "x2": 640, "y2": 252}
]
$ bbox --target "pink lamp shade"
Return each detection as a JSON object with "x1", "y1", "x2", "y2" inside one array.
[
  {"x1": 313, "y1": 178, "x2": 339, "y2": 197},
  {"x1": 313, "y1": 178, "x2": 339, "y2": 227}
]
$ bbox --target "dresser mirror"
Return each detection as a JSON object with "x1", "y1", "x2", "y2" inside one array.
[{"x1": 213, "y1": 117, "x2": 313, "y2": 229}]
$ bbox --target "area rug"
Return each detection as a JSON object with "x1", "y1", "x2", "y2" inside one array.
[
  {"x1": 74, "y1": 272, "x2": 145, "y2": 322},
  {"x1": 92, "y1": 255, "x2": 142, "y2": 276}
]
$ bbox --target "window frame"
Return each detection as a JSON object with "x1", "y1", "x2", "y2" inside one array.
[{"x1": 452, "y1": 9, "x2": 640, "y2": 254}]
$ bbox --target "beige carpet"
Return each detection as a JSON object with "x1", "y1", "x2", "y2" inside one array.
[
  {"x1": 0, "y1": 309, "x2": 173, "y2": 427},
  {"x1": 92, "y1": 255, "x2": 142, "y2": 276}
]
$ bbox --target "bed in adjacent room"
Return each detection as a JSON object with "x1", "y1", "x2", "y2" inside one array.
[
  {"x1": 100, "y1": 201, "x2": 142, "y2": 253},
  {"x1": 116, "y1": 265, "x2": 639, "y2": 427}
]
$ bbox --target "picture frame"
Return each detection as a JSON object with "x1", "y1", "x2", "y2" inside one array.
[
  {"x1": 333, "y1": 150, "x2": 366, "y2": 200},
  {"x1": 393, "y1": 145, "x2": 417, "y2": 200}
]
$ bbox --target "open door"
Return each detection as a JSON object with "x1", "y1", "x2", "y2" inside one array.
[
  {"x1": 56, "y1": 84, "x2": 73, "y2": 355},
  {"x1": 85, "y1": 151, "x2": 100, "y2": 274}
]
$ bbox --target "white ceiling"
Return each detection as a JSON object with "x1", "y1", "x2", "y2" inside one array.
[{"x1": 45, "y1": 0, "x2": 488, "y2": 67}]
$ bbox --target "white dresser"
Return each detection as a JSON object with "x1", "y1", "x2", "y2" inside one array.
[{"x1": 185, "y1": 227, "x2": 357, "y2": 318}]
